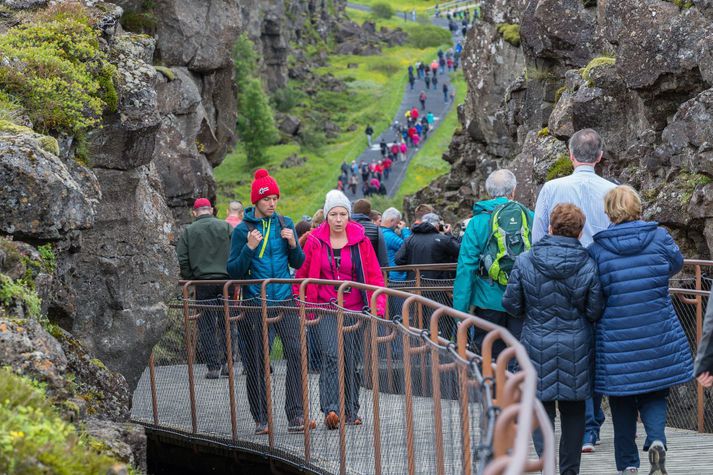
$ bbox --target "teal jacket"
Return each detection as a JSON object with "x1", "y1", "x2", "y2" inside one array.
[
  {"x1": 226, "y1": 208, "x2": 304, "y2": 301},
  {"x1": 453, "y1": 198, "x2": 534, "y2": 313}
]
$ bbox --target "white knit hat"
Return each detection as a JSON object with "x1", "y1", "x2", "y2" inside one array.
[{"x1": 324, "y1": 190, "x2": 352, "y2": 217}]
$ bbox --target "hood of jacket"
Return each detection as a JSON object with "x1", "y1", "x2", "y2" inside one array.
[
  {"x1": 531, "y1": 234, "x2": 590, "y2": 280},
  {"x1": 311, "y1": 220, "x2": 366, "y2": 247},
  {"x1": 472, "y1": 197, "x2": 509, "y2": 215},
  {"x1": 592, "y1": 220, "x2": 658, "y2": 256},
  {"x1": 242, "y1": 206, "x2": 277, "y2": 225},
  {"x1": 412, "y1": 221, "x2": 438, "y2": 234}
]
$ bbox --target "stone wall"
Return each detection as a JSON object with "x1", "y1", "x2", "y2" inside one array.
[{"x1": 411, "y1": 0, "x2": 713, "y2": 259}]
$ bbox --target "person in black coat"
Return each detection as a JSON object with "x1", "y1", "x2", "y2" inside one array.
[
  {"x1": 503, "y1": 203, "x2": 603, "y2": 475},
  {"x1": 395, "y1": 212, "x2": 460, "y2": 338},
  {"x1": 352, "y1": 199, "x2": 389, "y2": 267},
  {"x1": 696, "y1": 288, "x2": 713, "y2": 387}
]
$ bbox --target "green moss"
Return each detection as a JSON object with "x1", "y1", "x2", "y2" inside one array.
[
  {"x1": 37, "y1": 244, "x2": 57, "y2": 273},
  {"x1": 154, "y1": 65, "x2": 175, "y2": 81},
  {"x1": 0, "y1": 368, "x2": 124, "y2": 474},
  {"x1": 0, "y1": 120, "x2": 61, "y2": 156},
  {"x1": 0, "y1": 6, "x2": 117, "y2": 135},
  {"x1": 555, "y1": 85, "x2": 567, "y2": 103},
  {"x1": 667, "y1": 0, "x2": 694, "y2": 8},
  {"x1": 497, "y1": 23, "x2": 521, "y2": 47},
  {"x1": 120, "y1": 11, "x2": 158, "y2": 34},
  {"x1": 37, "y1": 136, "x2": 60, "y2": 156},
  {"x1": 0, "y1": 119, "x2": 33, "y2": 135},
  {"x1": 89, "y1": 358, "x2": 107, "y2": 371},
  {"x1": 546, "y1": 154, "x2": 574, "y2": 181},
  {"x1": 580, "y1": 56, "x2": 616, "y2": 86},
  {"x1": 537, "y1": 127, "x2": 550, "y2": 137},
  {"x1": 680, "y1": 172, "x2": 712, "y2": 204}
]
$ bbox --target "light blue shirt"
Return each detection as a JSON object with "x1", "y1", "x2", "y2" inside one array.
[{"x1": 532, "y1": 165, "x2": 617, "y2": 248}]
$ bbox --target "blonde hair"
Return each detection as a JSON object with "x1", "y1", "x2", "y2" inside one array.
[
  {"x1": 311, "y1": 209, "x2": 325, "y2": 229},
  {"x1": 604, "y1": 185, "x2": 641, "y2": 224}
]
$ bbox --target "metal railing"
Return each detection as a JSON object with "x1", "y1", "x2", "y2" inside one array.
[
  {"x1": 132, "y1": 277, "x2": 555, "y2": 475},
  {"x1": 382, "y1": 259, "x2": 713, "y2": 434}
]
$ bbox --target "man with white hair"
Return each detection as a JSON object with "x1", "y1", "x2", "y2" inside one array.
[
  {"x1": 453, "y1": 169, "x2": 533, "y2": 353},
  {"x1": 380, "y1": 207, "x2": 412, "y2": 282}
]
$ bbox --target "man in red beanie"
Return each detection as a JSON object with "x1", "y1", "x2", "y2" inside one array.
[
  {"x1": 227, "y1": 169, "x2": 314, "y2": 435},
  {"x1": 177, "y1": 198, "x2": 232, "y2": 379}
]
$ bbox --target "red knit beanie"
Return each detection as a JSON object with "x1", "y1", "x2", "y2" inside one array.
[{"x1": 250, "y1": 168, "x2": 280, "y2": 204}]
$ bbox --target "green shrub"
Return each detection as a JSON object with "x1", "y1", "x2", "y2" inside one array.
[
  {"x1": 0, "y1": 6, "x2": 117, "y2": 135},
  {"x1": 0, "y1": 274, "x2": 42, "y2": 320},
  {"x1": 299, "y1": 123, "x2": 326, "y2": 153},
  {"x1": 37, "y1": 244, "x2": 57, "y2": 273},
  {"x1": 371, "y1": 2, "x2": 394, "y2": 19},
  {"x1": 271, "y1": 85, "x2": 305, "y2": 113},
  {"x1": 233, "y1": 35, "x2": 278, "y2": 164},
  {"x1": 547, "y1": 154, "x2": 574, "y2": 181},
  {"x1": 367, "y1": 58, "x2": 401, "y2": 76},
  {"x1": 0, "y1": 91, "x2": 23, "y2": 123},
  {"x1": 0, "y1": 368, "x2": 123, "y2": 475},
  {"x1": 120, "y1": 11, "x2": 158, "y2": 34},
  {"x1": 407, "y1": 25, "x2": 452, "y2": 49},
  {"x1": 497, "y1": 23, "x2": 521, "y2": 47}
]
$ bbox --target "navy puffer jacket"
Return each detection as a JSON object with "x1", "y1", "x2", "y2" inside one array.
[
  {"x1": 588, "y1": 220, "x2": 693, "y2": 396},
  {"x1": 503, "y1": 235, "x2": 603, "y2": 401}
]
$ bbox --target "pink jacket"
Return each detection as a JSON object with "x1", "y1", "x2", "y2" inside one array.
[{"x1": 294, "y1": 221, "x2": 386, "y2": 317}]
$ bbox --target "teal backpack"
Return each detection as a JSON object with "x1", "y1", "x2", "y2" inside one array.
[{"x1": 479, "y1": 201, "x2": 532, "y2": 286}]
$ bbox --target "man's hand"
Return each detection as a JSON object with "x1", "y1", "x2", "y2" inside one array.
[
  {"x1": 247, "y1": 229, "x2": 263, "y2": 250},
  {"x1": 697, "y1": 371, "x2": 713, "y2": 388},
  {"x1": 281, "y1": 228, "x2": 297, "y2": 248}
]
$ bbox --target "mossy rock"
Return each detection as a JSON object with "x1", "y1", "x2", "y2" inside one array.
[
  {"x1": 546, "y1": 154, "x2": 574, "y2": 181},
  {"x1": 538, "y1": 127, "x2": 550, "y2": 137},
  {"x1": 0, "y1": 119, "x2": 61, "y2": 156},
  {"x1": 154, "y1": 65, "x2": 175, "y2": 81},
  {"x1": 580, "y1": 56, "x2": 616, "y2": 85},
  {"x1": 667, "y1": 0, "x2": 694, "y2": 8},
  {"x1": 497, "y1": 23, "x2": 521, "y2": 47}
]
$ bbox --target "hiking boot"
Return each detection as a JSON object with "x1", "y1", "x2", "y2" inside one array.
[
  {"x1": 325, "y1": 411, "x2": 339, "y2": 430},
  {"x1": 254, "y1": 423, "x2": 269, "y2": 435},
  {"x1": 205, "y1": 368, "x2": 220, "y2": 379},
  {"x1": 287, "y1": 417, "x2": 316, "y2": 433},
  {"x1": 648, "y1": 440, "x2": 667, "y2": 475},
  {"x1": 220, "y1": 364, "x2": 230, "y2": 378},
  {"x1": 618, "y1": 468, "x2": 638, "y2": 474}
]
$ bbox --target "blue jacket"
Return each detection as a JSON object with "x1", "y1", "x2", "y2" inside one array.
[
  {"x1": 588, "y1": 220, "x2": 693, "y2": 396},
  {"x1": 503, "y1": 235, "x2": 603, "y2": 401},
  {"x1": 226, "y1": 208, "x2": 305, "y2": 301},
  {"x1": 453, "y1": 198, "x2": 534, "y2": 313},
  {"x1": 381, "y1": 226, "x2": 412, "y2": 281}
]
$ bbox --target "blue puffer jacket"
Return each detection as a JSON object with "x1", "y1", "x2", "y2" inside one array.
[
  {"x1": 227, "y1": 208, "x2": 305, "y2": 301},
  {"x1": 503, "y1": 235, "x2": 603, "y2": 401},
  {"x1": 588, "y1": 220, "x2": 693, "y2": 396}
]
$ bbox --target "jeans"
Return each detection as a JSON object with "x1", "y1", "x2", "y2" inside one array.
[
  {"x1": 533, "y1": 400, "x2": 586, "y2": 475},
  {"x1": 196, "y1": 285, "x2": 226, "y2": 371},
  {"x1": 237, "y1": 305, "x2": 305, "y2": 424},
  {"x1": 584, "y1": 393, "x2": 605, "y2": 443},
  {"x1": 315, "y1": 315, "x2": 363, "y2": 417},
  {"x1": 609, "y1": 389, "x2": 669, "y2": 471}
]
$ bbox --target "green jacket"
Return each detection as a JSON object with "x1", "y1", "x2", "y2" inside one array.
[
  {"x1": 453, "y1": 198, "x2": 533, "y2": 313},
  {"x1": 176, "y1": 214, "x2": 232, "y2": 280}
]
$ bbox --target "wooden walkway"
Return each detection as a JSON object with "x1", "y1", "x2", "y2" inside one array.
[{"x1": 131, "y1": 362, "x2": 713, "y2": 474}]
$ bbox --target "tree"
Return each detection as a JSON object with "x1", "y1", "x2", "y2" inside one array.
[{"x1": 233, "y1": 34, "x2": 277, "y2": 164}]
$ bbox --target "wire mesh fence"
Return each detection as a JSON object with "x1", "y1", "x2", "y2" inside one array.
[{"x1": 131, "y1": 278, "x2": 552, "y2": 475}]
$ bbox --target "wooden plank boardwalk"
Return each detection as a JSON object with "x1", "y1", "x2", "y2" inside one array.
[{"x1": 131, "y1": 362, "x2": 713, "y2": 474}]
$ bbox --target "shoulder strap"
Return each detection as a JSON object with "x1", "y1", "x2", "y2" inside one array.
[{"x1": 351, "y1": 245, "x2": 371, "y2": 312}]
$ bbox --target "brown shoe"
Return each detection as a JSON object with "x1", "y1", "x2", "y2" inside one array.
[
  {"x1": 325, "y1": 411, "x2": 339, "y2": 430},
  {"x1": 288, "y1": 417, "x2": 316, "y2": 433}
]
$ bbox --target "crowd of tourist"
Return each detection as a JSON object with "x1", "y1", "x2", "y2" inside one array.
[{"x1": 177, "y1": 128, "x2": 713, "y2": 475}]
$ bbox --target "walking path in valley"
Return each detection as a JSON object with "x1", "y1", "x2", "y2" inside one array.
[{"x1": 346, "y1": 2, "x2": 464, "y2": 199}]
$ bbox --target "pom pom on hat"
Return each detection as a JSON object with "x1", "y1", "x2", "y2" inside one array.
[{"x1": 250, "y1": 168, "x2": 280, "y2": 204}]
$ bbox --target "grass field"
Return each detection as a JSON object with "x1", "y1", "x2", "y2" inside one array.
[
  {"x1": 352, "y1": 0, "x2": 440, "y2": 14},
  {"x1": 214, "y1": 23, "x2": 453, "y2": 219}
]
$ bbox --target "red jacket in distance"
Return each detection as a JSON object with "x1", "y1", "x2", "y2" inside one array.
[
  {"x1": 408, "y1": 127, "x2": 417, "y2": 137},
  {"x1": 294, "y1": 221, "x2": 386, "y2": 316},
  {"x1": 383, "y1": 158, "x2": 393, "y2": 169},
  {"x1": 411, "y1": 108, "x2": 419, "y2": 120}
]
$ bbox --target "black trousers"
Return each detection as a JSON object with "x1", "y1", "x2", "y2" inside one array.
[
  {"x1": 470, "y1": 308, "x2": 523, "y2": 359},
  {"x1": 196, "y1": 284, "x2": 227, "y2": 371},
  {"x1": 533, "y1": 400, "x2": 586, "y2": 475},
  {"x1": 237, "y1": 306, "x2": 305, "y2": 424}
]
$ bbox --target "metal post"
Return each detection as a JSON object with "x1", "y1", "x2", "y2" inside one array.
[
  {"x1": 223, "y1": 282, "x2": 238, "y2": 443},
  {"x1": 148, "y1": 352, "x2": 159, "y2": 426},
  {"x1": 182, "y1": 283, "x2": 198, "y2": 434}
]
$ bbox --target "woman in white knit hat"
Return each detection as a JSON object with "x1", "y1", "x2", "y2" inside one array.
[{"x1": 294, "y1": 190, "x2": 386, "y2": 429}]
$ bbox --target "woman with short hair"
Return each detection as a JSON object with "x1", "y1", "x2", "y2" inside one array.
[{"x1": 588, "y1": 185, "x2": 693, "y2": 475}]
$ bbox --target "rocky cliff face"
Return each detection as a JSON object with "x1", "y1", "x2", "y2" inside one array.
[
  {"x1": 0, "y1": 0, "x2": 348, "y2": 393},
  {"x1": 413, "y1": 0, "x2": 713, "y2": 259}
]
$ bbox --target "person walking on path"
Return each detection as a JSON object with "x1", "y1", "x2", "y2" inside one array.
[
  {"x1": 295, "y1": 191, "x2": 386, "y2": 429},
  {"x1": 503, "y1": 203, "x2": 603, "y2": 475},
  {"x1": 419, "y1": 90, "x2": 427, "y2": 110},
  {"x1": 365, "y1": 124, "x2": 374, "y2": 147},
  {"x1": 442, "y1": 83, "x2": 449, "y2": 102},
  {"x1": 425, "y1": 75, "x2": 431, "y2": 90},
  {"x1": 432, "y1": 74, "x2": 438, "y2": 90},
  {"x1": 348, "y1": 174, "x2": 358, "y2": 195},
  {"x1": 225, "y1": 200, "x2": 244, "y2": 229},
  {"x1": 352, "y1": 198, "x2": 389, "y2": 267},
  {"x1": 695, "y1": 288, "x2": 713, "y2": 388},
  {"x1": 177, "y1": 198, "x2": 233, "y2": 380},
  {"x1": 532, "y1": 128, "x2": 616, "y2": 452},
  {"x1": 227, "y1": 169, "x2": 314, "y2": 435},
  {"x1": 588, "y1": 185, "x2": 693, "y2": 475},
  {"x1": 408, "y1": 74, "x2": 415, "y2": 91},
  {"x1": 453, "y1": 169, "x2": 533, "y2": 358}
]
